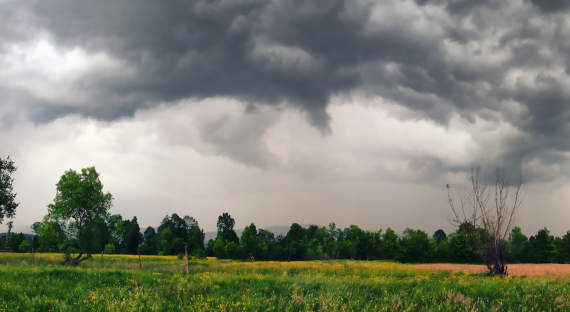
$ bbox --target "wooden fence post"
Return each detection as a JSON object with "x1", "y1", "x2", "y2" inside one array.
[
  {"x1": 101, "y1": 250, "x2": 104, "y2": 268},
  {"x1": 185, "y1": 245, "x2": 189, "y2": 275},
  {"x1": 138, "y1": 252, "x2": 142, "y2": 270},
  {"x1": 32, "y1": 248, "x2": 35, "y2": 266}
]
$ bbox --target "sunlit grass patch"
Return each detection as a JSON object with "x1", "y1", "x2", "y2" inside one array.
[{"x1": 0, "y1": 253, "x2": 569, "y2": 311}]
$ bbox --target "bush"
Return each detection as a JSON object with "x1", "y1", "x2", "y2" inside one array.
[
  {"x1": 18, "y1": 240, "x2": 32, "y2": 252},
  {"x1": 191, "y1": 248, "x2": 206, "y2": 258},
  {"x1": 7, "y1": 233, "x2": 25, "y2": 251},
  {"x1": 104, "y1": 243, "x2": 115, "y2": 254}
]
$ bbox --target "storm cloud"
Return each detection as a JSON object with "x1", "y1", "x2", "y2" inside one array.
[
  {"x1": 2, "y1": 0, "x2": 570, "y2": 233},
  {"x1": 0, "y1": 0, "x2": 569, "y2": 180}
]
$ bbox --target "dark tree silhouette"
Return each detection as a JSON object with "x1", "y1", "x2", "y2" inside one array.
[
  {"x1": 433, "y1": 229, "x2": 447, "y2": 245},
  {"x1": 447, "y1": 168, "x2": 523, "y2": 275}
]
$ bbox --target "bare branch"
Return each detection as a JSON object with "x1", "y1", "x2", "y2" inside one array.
[{"x1": 446, "y1": 167, "x2": 524, "y2": 276}]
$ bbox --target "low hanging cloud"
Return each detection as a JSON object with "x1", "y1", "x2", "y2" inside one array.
[
  {"x1": 4, "y1": 97, "x2": 568, "y2": 235},
  {"x1": 1, "y1": 0, "x2": 570, "y2": 182}
]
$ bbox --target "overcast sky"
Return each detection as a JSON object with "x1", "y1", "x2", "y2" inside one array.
[{"x1": 1, "y1": 0, "x2": 570, "y2": 235}]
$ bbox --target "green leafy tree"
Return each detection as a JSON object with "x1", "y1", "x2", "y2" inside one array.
[
  {"x1": 156, "y1": 214, "x2": 204, "y2": 255},
  {"x1": 528, "y1": 228, "x2": 554, "y2": 263},
  {"x1": 46, "y1": 167, "x2": 113, "y2": 265},
  {"x1": 211, "y1": 236, "x2": 238, "y2": 258},
  {"x1": 123, "y1": 217, "x2": 143, "y2": 253},
  {"x1": 382, "y1": 228, "x2": 401, "y2": 260},
  {"x1": 553, "y1": 231, "x2": 570, "y2": 263},
  {"x1": 139, "y1": 226, "x2": 157, "y2": 254},
  {"x1": 433, "y1": 229, "x2": 447, "y2": 245},
  {"x1": 339, "y1": 225, "x2": 369, "y2": 260},
  {"x1": 104, "y1": 243, "x2": 115, "y2": 254},
  {"x1": 216, "y1": 213, "x2": 239, "y2": 244},
  {"x1": 187, "y1": 225, "x2": 205, "y2": 257},
  {"x1": 306, "y1": 225, "x2": 330, "y2": 260},
  {"x1": 79, "y1": 217, "x2": 109, "y2": 254},
  {"x1": 257, "y1": 228, "x2": 277, "y2": 260},
  {"x1": 0, "y1": 156, "x2": 18, "y2": 224},
  {"x1": 432, "y1": 229, "x2": 450, "y2": 261},
  {"x1": 325, "y1": 223, "x2": 341, "y2": 259},
  {"x1": 7, "y1": 232, "x2": 24, "y2": 251},
  {"x1": 365, "y1": 230, "x2": 384, "y2": 260},
  {"x1": 18, "y1": 240, "x2": 32, "y2": 252},
  {"x1": 283, "y1": 223, "x2": 307, "y2": 260},
  {"x1": 449, "y1": 228, "x2": 479, "y2": 263},
  {"x1": 106, "y1": 214, "x2": 124, "y2": 250},
  {"x1": 158, "y1": 214, "x2": 187, "y2": 239},
  {"x1": 507, "y1": 227, "x2": 528, "y2": 263},
  {"x1": 34, "y1": 218, "x2": 66, "y2": 252},
  {"x1": 399, "y1": 228, "x2": 434, "y2": 262},
  {"x1": 211, "y1": 237, "x2": 226, "y2": 258},
  {"x1": 212, "y1": 213, "x2": 239, "y2": 258},
  {"x1": 156, "y1": 228, "x2": 177, "y2": 255},
  {"x1": 434, "y1": 239, "x2": 451, "y2": 261},
  {"x1": 239, "y1": 223, "x2": 265, "y2": 260}
]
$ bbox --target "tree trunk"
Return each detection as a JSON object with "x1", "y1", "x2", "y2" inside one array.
[
  {"x1": 63, "y1": 252, "x2": 88, "y2": 266},
  {"x1": 491, "y1": 243, "x2": 508, "y2": 275}
]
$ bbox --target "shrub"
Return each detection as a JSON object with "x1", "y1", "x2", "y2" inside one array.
[{"x1": 18, "y1": 240, "x2": 32, "y2": 252}]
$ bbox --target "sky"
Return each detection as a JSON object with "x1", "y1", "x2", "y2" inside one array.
[{"x1": 1, "y1": 0, "x2": 570, "y2": 235}]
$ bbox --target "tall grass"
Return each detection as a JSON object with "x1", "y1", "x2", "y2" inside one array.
[{"x1": 0, "y1": 253, "x2": 569, "y2": 311}]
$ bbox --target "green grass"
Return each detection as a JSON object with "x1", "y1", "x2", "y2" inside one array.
[{"x1": 0, "y1": 253, "x2": 568, "y2": 311}]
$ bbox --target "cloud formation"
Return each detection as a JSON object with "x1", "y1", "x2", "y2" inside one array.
[
  {"x1": 3, "y1": 97, "x2": 569, "y2": 235},
  {"x1": 0, "y1": 0, "x2": 569, "y2": 181}
]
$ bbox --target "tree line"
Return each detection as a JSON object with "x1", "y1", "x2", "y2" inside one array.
[
  {"x1": 3, "y1": 211, "x2": 570, "y2": 264},
  {"x1": 1, "y1": 161, "x2": 569, "y2": 265}
]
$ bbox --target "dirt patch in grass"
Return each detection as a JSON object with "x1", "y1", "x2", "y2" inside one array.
[{"x1": 412, "y1": 263, "x2": 570, "y2": 277}]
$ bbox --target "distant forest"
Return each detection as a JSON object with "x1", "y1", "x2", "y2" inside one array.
[
  {"x1": 1, "y1": 162, "x2": 569, "y2": 264},
  {"x1": 3, "y1": 212, "x2": 570, "y2": 264}
]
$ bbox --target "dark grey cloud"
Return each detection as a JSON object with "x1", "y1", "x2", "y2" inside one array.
[
  {"x1": 0, "y1": 0, "x2": 478, "y2": 124},
  {"x1": 2, "y1": 0, "x2": 570, "y2": 180},
  {"x1": 0, "y1": 0, "x2": 455, "y2": 128},
  {"x1": 414, "y1": 0, "x2": 501, "y2": 15},
  {"x1": 530, "y1": 0, "x2": 570, "y2": 13},
  {"x1": 10, "y1": 0, "x2": 374, "y2": 129}
]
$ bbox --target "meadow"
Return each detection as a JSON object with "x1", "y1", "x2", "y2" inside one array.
[{"x1": 0, "y1": 253, "x2": 569, "y2": 311}]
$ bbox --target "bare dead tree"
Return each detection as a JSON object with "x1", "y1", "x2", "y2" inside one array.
[{"x1": 447, "y1": 168, "x2": 523, "y2": 275}]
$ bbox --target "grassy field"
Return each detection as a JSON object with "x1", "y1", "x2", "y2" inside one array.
[{"x1": 0, "y1": 253, "x2": 569, "y2": 311}]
